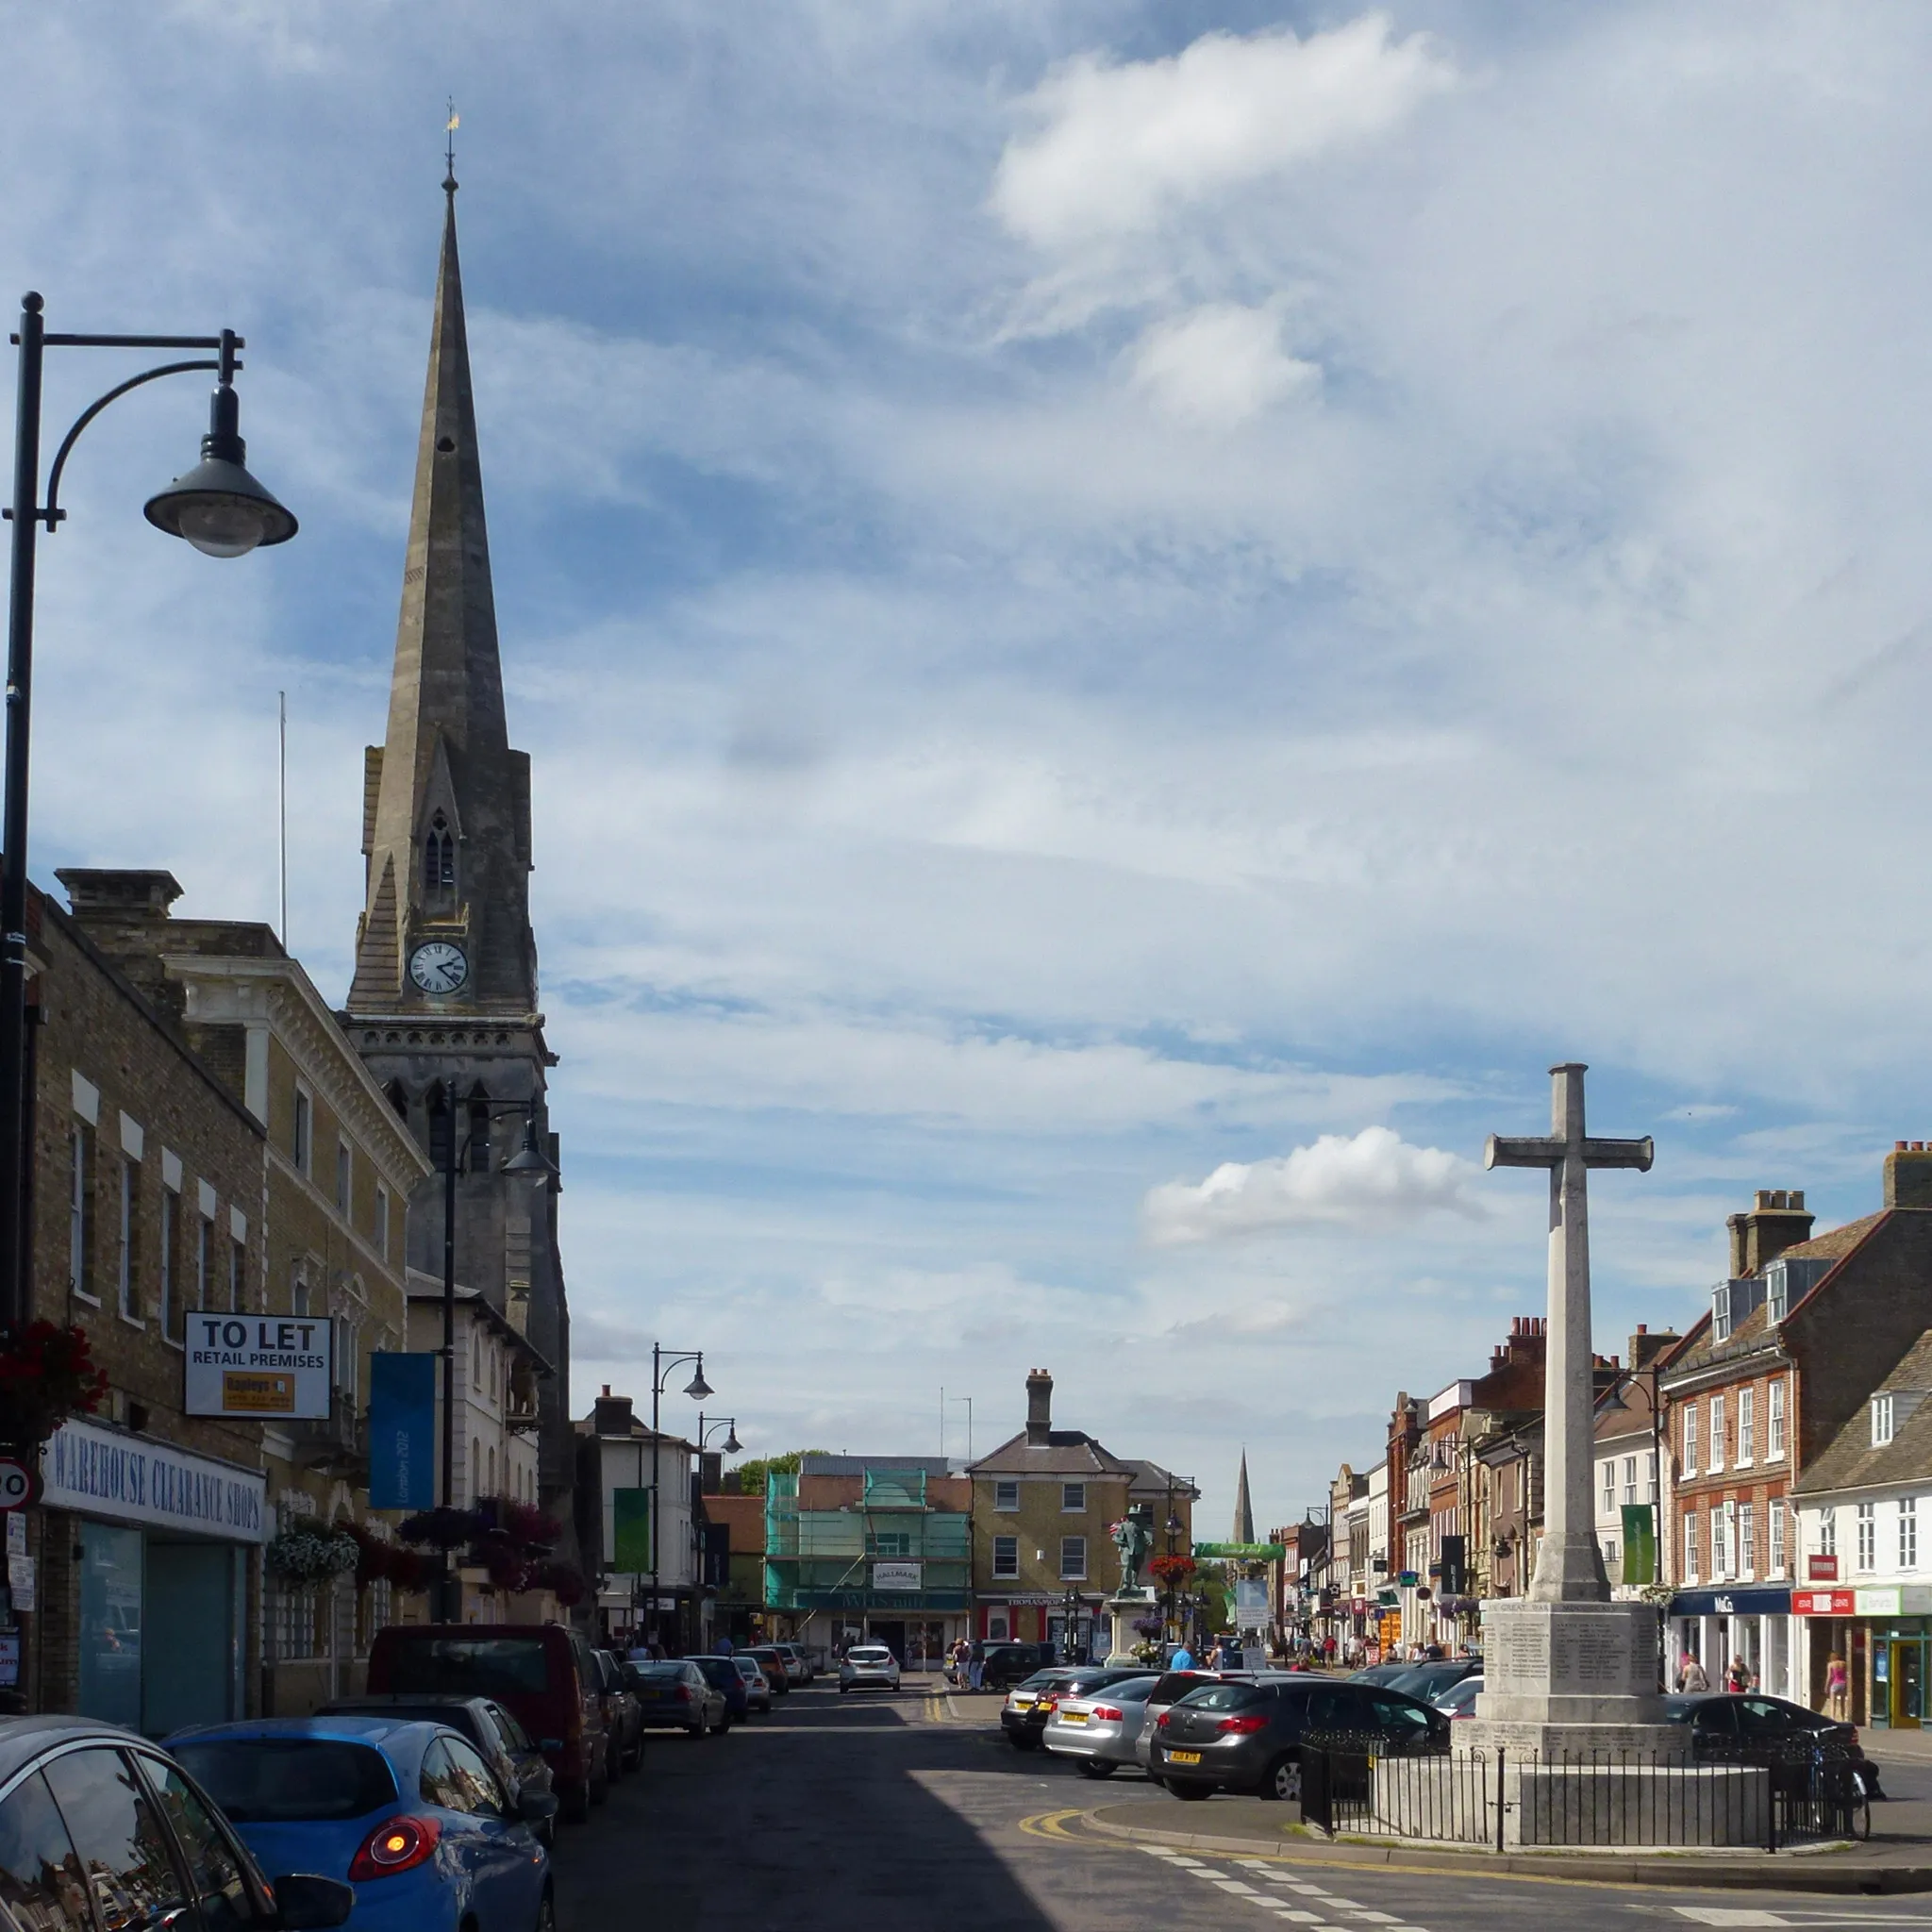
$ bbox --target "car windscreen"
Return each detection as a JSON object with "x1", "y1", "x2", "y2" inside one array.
[
  {"x1": 847, "y1": 1650, "x2": 892, "y2": 1663},
  {"x1": 1015, "y1": 1671, "x2": 1061, "y2": 1690},
  {"x1": 1103, "y1": 1677, "x2": 1160, "y2": 1703},
  {"x1": 174, "y1": 1739, "x2": 398, "y2": 1824},
  {"x1": 1176, "y1": 1682, "x2": 1269, "y2": 1712},
  {"x1": 1148, "y1": 1672, "x2": 1214, "y2": 1704},
  {"x1": 630, "y1": 1662, "x2": 691, "y2": 1681},
  {"x1": 380, "y1": 1635, "x2": 551, "y2": 1698},
  {"x1": 693, "y1": 1660, "x2": 737, "y2": 1686}
]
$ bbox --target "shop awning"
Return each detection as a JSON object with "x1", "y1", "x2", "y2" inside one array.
[{"x1": 1668, "y1": 1588, "x2": 1791, "y2": 1617}]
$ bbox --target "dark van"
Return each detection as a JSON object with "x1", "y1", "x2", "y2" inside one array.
[{"x1": 366, "y1": 1623, "x2": 609, "y2": 1822}]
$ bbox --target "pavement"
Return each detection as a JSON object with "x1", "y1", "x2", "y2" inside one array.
[{"x1": 546, "y1": 1674, "x2": 1932, "y2": 1930}]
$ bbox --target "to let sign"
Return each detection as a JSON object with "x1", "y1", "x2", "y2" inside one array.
[{"x1": 184, "y1": 1315, "x2": 332, "y2": 1420}]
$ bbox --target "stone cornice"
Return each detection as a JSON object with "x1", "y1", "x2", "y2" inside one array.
[{"x1": 166, "y1": 954, "x2": 432, "y2": 1188}]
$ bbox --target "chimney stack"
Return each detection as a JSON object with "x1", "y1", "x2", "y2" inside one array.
[
  {"x1": 593, "y1": 1389, "x2": 635, "y2": 1438},
  {"x1": 1886, "y1": 1142, "x2": 1932, "y2": 1210},
  {"x1": 1025, "y1": 1368, "x2": 1054, "y2": 1446},
  {"x1": 1727, "y1": 1188, "x2": 1814, "y2": 1276},
  {"x1": 1627, "y1": 1325, "x2": 1680, "y2": 1372}
]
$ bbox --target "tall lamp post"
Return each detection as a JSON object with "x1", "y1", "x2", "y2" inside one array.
[
  {"x1": 646, "y1": 1345, "x2": 711, "y2": 1645},
  {"x1": 3, "y1": 297, "x2": 295, "y2": 1329},
  {"x1": 429, "y1": 1091, "x2": 551, "y2": 1619},
  {"x1": 694, "y1": 1416, "x2": 740, "y2": 1646}
]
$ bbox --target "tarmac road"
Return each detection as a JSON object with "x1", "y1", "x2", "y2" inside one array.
[{"x1": 550, "y1": 1679, "x2": 1932, "y2": 1932}]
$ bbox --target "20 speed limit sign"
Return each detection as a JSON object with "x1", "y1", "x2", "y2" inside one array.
[{"x1": 0, "y1": 1460, "x2": 38, "y2": 1511}]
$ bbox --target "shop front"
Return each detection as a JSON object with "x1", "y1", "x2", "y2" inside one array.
[
  {"x1": 1667, "y1": 1586, "x2": 1794, "y2": 1699},
  {"x1": 1848, "y1": 1585, "x2": 1932, "y2": 1729},
  {"x1": 37, "y1": 1418, "x2": 266, "y2": 1734}
]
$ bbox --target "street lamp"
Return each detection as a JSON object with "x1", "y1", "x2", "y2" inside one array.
[
  {"x1": 697, "y1": 1415, "x2": 741, "y2": 1457},
  {"x1": 647, "y1": 1345, "x2": 710, "y2": 1645},
  {"x1": 2, "y1": 299, "x2": 295, "y2": 1331},
  {"x1": 429, "y1": 1091, "x2": 552, "y2": 1619}
]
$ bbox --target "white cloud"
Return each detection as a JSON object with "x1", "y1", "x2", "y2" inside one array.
[
  {"x1": 1144, "y1": 1126, "x2": 1484, "y2": 1244},
  {"x1": 1126, "y1": 304, "x2": 1320, "y2": 425},
  {"x1": 991, "y1": 13, "x2": 1456, "y2": 250}
]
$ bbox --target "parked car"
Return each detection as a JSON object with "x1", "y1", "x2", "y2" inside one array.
[
  {"x1": 1664, "y1": 1694, "x2": 1882, "y2": 1797},
  {"x1": 692, "y1": 1656, "x2": 751, "y2": 1724},
  {"x1": 1151, "y1": 1676, "x2": 1448, "y2": 1802},
  {"x1": 1431, "y1": 1674, "x2": 1483, "y2": 1722},
  {"x1": 729, "y1": 1654, "x2": 774, "y2": 1712},
  {"x1": 315, "y1": 1694, "x2": 558, "y2": 1845},
  {"x1": 1133, "y1": 1670, "x2": 1231, "y2": 1768},
  {"x1": 839, "y1": 1645, "x2": 902, "y2": 1694},
  {"x1": 772, "y1": 1642, "x2": 813, "y2": 1685},
  {"x1": 1374, "y1": 1658, "x2": 1483, "y2": 1704},
  {"x1": 367, "y1": 1623, "x2": 609, "y2": 1824},
  {"x1": 1347, "y1": 1661, "x2": 1419, "y2": 1687},
  {"x1": 1043, "y1": 1674, "x2": 1160, "y2": 1778},
  {"x1": 172, "y1": 1717, "x2": 555, "y2": 1932},
  {"x1": 745, "y1": 1646, "x2": 793, "y2": 1695},
  {"x1": 978, "y1": 1643, "x2": 1058, "y2": 1690},
  {"x1": 593, "y1": 1651, "x2": 645, "y2": 1776},
  {"x1": 0, "y1": 1714, "x2": 352, "y2": 1932},
  {"x1": 629, "y1": 1658, "x2": 729, "y2": 1736}
]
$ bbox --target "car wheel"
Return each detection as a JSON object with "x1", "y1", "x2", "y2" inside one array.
[
  {"x1": 1076, "y1": 1760, "x2": 1118, "y2": 1780},
  {"x1": 1258, "y1": 1755, "x2": 1301, "y2": 1804},
  {"x1": 533, "y1": 1888, "x2": 557, "y2": 1932},
  {"x1": 1170, "y1": 1781, "x2": 1213, "y2": 1803}
]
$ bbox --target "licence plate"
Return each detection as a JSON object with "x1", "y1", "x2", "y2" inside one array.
[
  {"x1": 1061, "y1": 1711, "x2": 1089, "y2": 1724},
  {"x1": 1012, "y1": 1696, "x2": 1035, "y2": 1709},
  {"x1": 1167, "y1": 1750, "x2": 1202, "y2": 1765}
]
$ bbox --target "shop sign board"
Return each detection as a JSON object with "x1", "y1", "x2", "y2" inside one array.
[
  {"x1": 1808, "y1": 1554, "x2": 1840, "y2": 1581},
  {"x1": 41, "y1": 1419, "x2": 267, "y2": 1543},
  {"x1": 184, "y1": 1315, "x2": 332, "y2": 1419},
  {"x1": 874, "y1": 1561, "x2": 922, "y2": 1591},
  {"x1": 1792, "y1": 1589, "x2": 1857, "y2": 1616},
  {"x1": 1855, "y1": 1585, "x2": 1932, "y2": 1618}
]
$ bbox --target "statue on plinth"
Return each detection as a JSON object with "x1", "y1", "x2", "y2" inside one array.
[{"x1": 1110, "y1": 1505, "x2": 1154, "y2": 1596}]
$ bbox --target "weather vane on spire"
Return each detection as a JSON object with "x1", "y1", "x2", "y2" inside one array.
[{"x1": 444, "y1": 97, "x2": 459, "y2": 194}]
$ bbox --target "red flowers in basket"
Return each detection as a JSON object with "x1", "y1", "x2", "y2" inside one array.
[{"x1": 0, "y1": 1322, "x2": 109, "y2": 1449}]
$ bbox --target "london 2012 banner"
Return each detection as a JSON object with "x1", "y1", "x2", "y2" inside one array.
[{"x1": 369, "y1": 1353, "x2": 438, "y2": 1511}]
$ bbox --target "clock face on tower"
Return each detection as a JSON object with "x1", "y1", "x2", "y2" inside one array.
[{"x1": 409, "y1": 941, "x2": 469, "y2": 996}]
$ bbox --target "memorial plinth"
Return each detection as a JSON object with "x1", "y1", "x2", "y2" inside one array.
[{"x1": 1103, "y1": 1591, "x2": 1156, "y2": 1667}]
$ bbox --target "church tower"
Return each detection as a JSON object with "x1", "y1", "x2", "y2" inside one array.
[{"x1": 343, "y1": 172, "x2": 573, "y2": 1508}]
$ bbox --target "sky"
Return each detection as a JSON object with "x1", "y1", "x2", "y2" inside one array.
[{"x1": 8, "y1": 1, "x2": 1932, "y2": 1538}]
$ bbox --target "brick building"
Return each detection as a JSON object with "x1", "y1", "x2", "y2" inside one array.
[
  {"x1": 1661, "y1": 1157, "x2": 1932, "y2": 1704},
  {"x1": 22, "y1": 881, "x2": 268, "y2": 1730}
]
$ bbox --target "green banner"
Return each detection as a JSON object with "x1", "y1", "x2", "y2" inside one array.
[
  {"x1": 613, "y1": 1488, "x2": 653, "y2": 1572},
  {"x1": 1192, "y1": 1542, "x2": 1287, "y2": 1561},
  {"x1": 1621, "y1": 1503, "x2": 1657, "y2": 1585}
]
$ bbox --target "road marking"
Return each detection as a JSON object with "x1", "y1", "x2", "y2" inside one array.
[
  {"x1": 1215, "y1": 1881, "x2": 1263, "y2": 1894},
  {"x1": 1670, "y1": 1917, "x2": 1790, "y2": 1928}
]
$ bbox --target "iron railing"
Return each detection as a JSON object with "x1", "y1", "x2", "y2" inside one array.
[{"x1": 1298, "y1": 1735, "x2": 1870, "y2": 1851}]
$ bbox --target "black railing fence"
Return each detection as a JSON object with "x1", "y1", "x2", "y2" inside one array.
[{"x1": 1298, "y1": 1735, "x2": 1870, "y2": 1852}]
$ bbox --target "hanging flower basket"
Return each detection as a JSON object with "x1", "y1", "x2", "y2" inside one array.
[
  {"x1": 1148, "y1": 1554, "x2": 1196, "y2": 1585},
  {"x1": 532, "y1": 1560, "x2": 587, "y2": 1607},
  {"x1": 0, "y1": 1322, "x2": 108, "y2": 1452},
  {"x1": 397, "y1": 1506, "x2": 486, "y2": 1550},
  {"x1": 265, "y1": 1528, "x2": 359, "y2": 1586}
]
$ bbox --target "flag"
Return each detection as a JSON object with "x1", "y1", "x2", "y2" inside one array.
[
  {"x1": 369, "y1": 1353, "x2": 437, "y2": 1510},
  {"x1": 1621, "y1": 1502, "x2": 1657, "y2": 1585},
  {"x1": 613, "y1": 1488, "x2": 652, "y2": 1573}
]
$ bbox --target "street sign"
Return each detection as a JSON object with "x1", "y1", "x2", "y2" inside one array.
[{"x1": 0, "y1": 1459, "x2": 37, "y2": 1511}]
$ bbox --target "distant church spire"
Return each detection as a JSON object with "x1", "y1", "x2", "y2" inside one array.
[
  {"x1": 1233, "y1": 1448, "x2": 1255, "y2": 1544},
  {"x1": 349, "y1": 175, "x2": 536, "y2": 1015}
]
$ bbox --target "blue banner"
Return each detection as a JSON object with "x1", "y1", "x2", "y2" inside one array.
[{"x1": 369, "y1": 1353, "x2": 437, "y2": 1510}]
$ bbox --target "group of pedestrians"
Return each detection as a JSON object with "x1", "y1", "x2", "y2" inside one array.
[{"x1": 1674, "y1": 1652, "x2": 1761, "y2": 1694}]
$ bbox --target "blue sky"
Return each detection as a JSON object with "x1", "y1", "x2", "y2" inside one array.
[{"x1": 9, "y1": 2, "x2": 1932, "y2": 1535}]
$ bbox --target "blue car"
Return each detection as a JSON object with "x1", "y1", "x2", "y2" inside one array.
[
  {"x1": 691, "y1": 1656, "x2": 750, "y2": 1725},
  {"x1": 170, "y1": 1716, "x2": 557, "y2": 1932}
]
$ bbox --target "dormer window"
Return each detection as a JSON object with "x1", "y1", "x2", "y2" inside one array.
[
  {"x1": 424, "y1": 812, "x2": 456, "y2": 891},
  {"x1": 1874, "y1": 1394, "x2": 1896, "y2": 1447},
  {"x1": 1712, "y1": 1280, "x2": 1732, "y2": 1342},
  {"x1": 1766, "y1": 1261, "x2": 1788, "y2": 1324}
]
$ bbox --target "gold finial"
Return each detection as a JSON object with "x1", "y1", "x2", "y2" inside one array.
[{"x1": 444, "y1": 98, "x2": 459, "y2": 195}]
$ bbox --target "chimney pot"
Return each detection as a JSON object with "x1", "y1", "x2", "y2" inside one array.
[
  {"x1": 1790, "y1": 1191, "x2": 1805, "y2": 1210},
  {"x1": 1637, "y1": 1323, "x2": 1647, "y2": 1334},
  {"x1": 601, "y1": 1384, "x2": 610, "y2": 1398},
  {"x1": 1755, "y1": 1190, "x2": 1773, "y2": 1209},
  {"x1": 1900, "y1": 1141, "x2": 1911, "y2": 1153}
]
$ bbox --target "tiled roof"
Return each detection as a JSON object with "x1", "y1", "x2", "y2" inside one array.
[
  {"x1": 1795, "y1": 1329, "x2": 1932, "y2": 1496},
  {"x1": 967, "y1": 1429, "x2": 1138, "y2": 1475}
]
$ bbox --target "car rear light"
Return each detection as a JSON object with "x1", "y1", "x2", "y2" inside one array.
[
  {"x1": 1091, "y1": 1706, "x2": 1124, "y2": 1722},
  {"x1": 349, "y1": 1816, "x2": 441, "y2": 1881},
  {"x1": 1217, "y1": 1715, "x2": 1268, "y2": 1735},
  {"x1": 1156, "y1": 1711, "x2": 1172, "y2": 1729},
  {"x1": 675, "y1": 1686, "x2": 692, "y2": 1702}
]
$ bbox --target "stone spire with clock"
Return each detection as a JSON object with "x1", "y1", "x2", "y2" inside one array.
[{"x1": 343, "y1": 172, "x2": 573, "y2": 1510}]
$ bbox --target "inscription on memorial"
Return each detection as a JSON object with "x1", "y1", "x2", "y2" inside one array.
[
  {"x1": 1564, "y1": 1624, "x2": 1632, "y2": 1688},
  {"x1": 1491, "y1": 1616, "x2": 1549, "y2": 1685}
]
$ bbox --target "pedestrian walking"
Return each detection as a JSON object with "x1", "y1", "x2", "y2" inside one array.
[
  {"x1": 1170, "y1": 1643, "x2": 1195, "y2": 1671},
  {"x1": 968, "y1": 1642, "x2": 985, "y2": 1692},
  {"x1": 1825, "y1": 1651, "x2": 1850, "y2": 1720},
  {"x1": 1725, "y1": 1656, "x2": 1755, "y2": 1693},
  {"x1": 1675, "y1": 1653, "x2": 1708, "y2": 1692}
]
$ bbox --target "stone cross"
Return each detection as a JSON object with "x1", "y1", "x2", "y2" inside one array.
[{"x1": 1487, "y1": 1063, "x2": 1652, "y2": 1605}]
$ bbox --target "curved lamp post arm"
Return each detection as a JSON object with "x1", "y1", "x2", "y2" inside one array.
[{"x1": 39, "y1": 359, "x2": 220, "y2": 529}]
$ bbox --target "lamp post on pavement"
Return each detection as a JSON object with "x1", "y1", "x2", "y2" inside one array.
[
  {"x1": 646, "y1": 1345, "x2": 711, "y2": 1646},
  {"x1": 428, "y1": 1091, "x2": 552, "y2": 1619},
  {"x1": 3, "y1": 298, "x2": 295, "y2": 1335}
]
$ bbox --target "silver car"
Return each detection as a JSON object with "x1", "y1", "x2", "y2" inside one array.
[
  {"x1": 839, "y1": 1643, "x2": 902, "y2": 1693},
  {"x1": 1043, "y1": 1674, "x2": 1160, "y2": 1779}
]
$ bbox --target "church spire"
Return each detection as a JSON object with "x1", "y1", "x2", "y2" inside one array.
[
  {"x1": 349, "y1": 182, "x2": 536, "y2": 1016},
  {"x1": 1232, "y1": 1448, "x2": 1255, "y2": 1544}
]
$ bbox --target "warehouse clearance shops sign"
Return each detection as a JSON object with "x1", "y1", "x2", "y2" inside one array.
[{"x1": 185, "y1": 1315, "x2": 333, "y2": 1419}]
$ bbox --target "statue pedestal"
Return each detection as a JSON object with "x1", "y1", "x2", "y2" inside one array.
[{"x1": 1102, "y1": 1590, "x2": 1158, "y2": 1666}]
